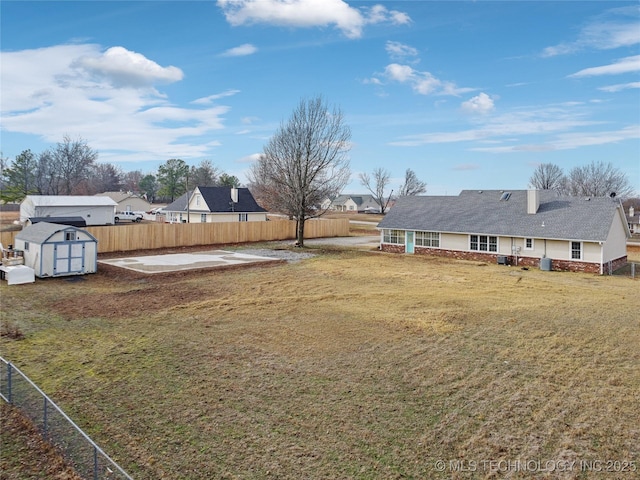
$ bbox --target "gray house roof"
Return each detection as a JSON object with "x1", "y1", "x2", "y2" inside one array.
[
  {"x1": 15, "y1": 222, "x2": 97, "y2": 244},
  {"x1": 377, "y1": 190, "x2": 628, "y2": 242}
]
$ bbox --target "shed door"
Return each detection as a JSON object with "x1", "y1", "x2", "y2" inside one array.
[{"x1": 54, "y1": 243, "x2": 85, "y2": 275}]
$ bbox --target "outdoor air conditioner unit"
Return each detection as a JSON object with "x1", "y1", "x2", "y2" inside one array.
[{"x1": 497, "y1": 255, "x2": 509, "y2": 265}]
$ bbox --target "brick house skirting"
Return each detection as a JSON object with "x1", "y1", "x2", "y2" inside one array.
[{"x1": 380, "y1": 243, "x2": 627, "y2": 274}]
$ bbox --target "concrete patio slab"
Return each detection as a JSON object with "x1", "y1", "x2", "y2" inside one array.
[{"x1": 98, "y1": 250, "x2": 281, "y2": 274}]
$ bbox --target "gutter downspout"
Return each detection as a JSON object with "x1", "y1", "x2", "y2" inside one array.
[{"x1": 599, "y1": 241, "x2": 604, "y2": 275}]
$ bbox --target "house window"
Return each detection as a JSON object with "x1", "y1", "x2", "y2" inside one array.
[
  {"x1": 195, "y1": 195, "x2": 201, "y2": 207},
  {"x1": 571, "y1": 241, "x2": 582, "y2": 260},
  {"x1": 239, "y1": 213, "x2": 248, "y2": 222},
  {"x1": 65, "y1": 232, "x2": 76, "y2": 241},
  {"x1": 470, "y1": 235, "x2": 497, "y2": 252},
  {"x1": 415, "y1": 231, "x2": 440, "y2": 248},
  {"x1": 200, "y1": 214, "x2": 207, "y2": 223},
  {"x1": 525, "y1": 238, "x2": 534, "y2": 250},
  {"x1": 383, "y1": 229, "x2": 405, "y2": 244},
  {"x1": 23, "y1": 242, "x2": 30, "y2": 251}
]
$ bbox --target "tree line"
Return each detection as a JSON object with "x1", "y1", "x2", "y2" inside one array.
[
  {"x1": 0, "y1": 135, "x2": 240, "y2": 204},
  {"x1": 528, "y1": 162, "x2": 635, "y2": 199}
]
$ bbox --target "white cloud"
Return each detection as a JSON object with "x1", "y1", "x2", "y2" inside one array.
[
  {"x1": 385, "y1": 41, "x2": 418, "y2": 60},
  {"x1": 236, "y1": 152, "x2": 262, "y2": 163},
  {"x1": 221, "y1": 43, "x2": 258, "y2": 57},
  {"x1": 379, "y1": 63, "x2": 470, "y2": 97},
  {"x1": 216, "y1": 0, "x2": 410, "y2": 39},
  {"x1": 472, "y1": 125, "x2": 640, "y2": 153},
  {"x1": 598, "y1": 81, "x2": 640, "y2": 92},
  {"x1": 73, "y1": 46, "x2": 183, "y2": 87},
  {"x1": 192, "y1": 89, "x2": 241, "y2": 105},
  {"x1": 1, "y1": 44, "x2": 229, "y2": 162},
  {"x1": 542, "y1": 5, "x2": 640, "y2": 57},
  {"x1": 569, "y1": 55, "x2": 640, "y2": 77},
  {"x1": 461, "y1": 93, "x2": 495, "y2": 115},
  {"x1": 390, "y1": 105, "x2": 602, "y2": 147},
  {"x1": 452, "y1": 164, "x2": 481, "y2": 171}
]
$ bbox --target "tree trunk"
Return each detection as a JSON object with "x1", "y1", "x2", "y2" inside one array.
[{"x1": 296, "y1": 216, "x2": 305, "y2": 247}]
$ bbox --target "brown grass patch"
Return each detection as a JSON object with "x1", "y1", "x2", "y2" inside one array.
[{"x1": 1, "y1": 249, "x2": 638, "y2": 479}]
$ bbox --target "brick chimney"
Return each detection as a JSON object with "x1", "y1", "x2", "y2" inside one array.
[{"x1": 527, "y1": 189, "x2": 539, "y2": 214}]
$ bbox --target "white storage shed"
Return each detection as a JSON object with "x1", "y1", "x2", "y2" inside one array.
[
  {"x1": 13, "y1": 222, "x2": 98, "y2": 278},
  {"x1": 20, "y1": 195, "x2": 117, "y2": 226}
]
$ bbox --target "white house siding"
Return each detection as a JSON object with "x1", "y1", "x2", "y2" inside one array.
[
  {"x1": 603, "y1": 213, "x2": 629, "y2": 263},
  {"x1": 441, "y1": 233, "x2": 468, "y2": 251},
  {"x1": 184, "y1": 212, "x2": 267, "y2": 223}
]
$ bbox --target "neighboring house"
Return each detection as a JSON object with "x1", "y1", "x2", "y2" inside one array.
[
  {"x1": 377, "y1": 189, "x2": 630, "y2": 275},
  {"x1": 322, "y1": 194, "x2": 380, "y2": 213},
  {"x1": 96, "y1": 191, "x2": 152, "y2": 213},
  {"x1": 163, "y1": 187, "x2": 267, "y2": 223},
  {"x1": 626, "y1": 206, "x2": 640, "y2": 234},
  {"x1": 14, "y1": 222, "x2": 98, "y2": 278},
  {"x1": 20, "y1": 195, "x2": 117, "y2": 226}
]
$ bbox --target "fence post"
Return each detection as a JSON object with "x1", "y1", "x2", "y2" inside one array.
[
  {"x1": 94, "y1": 445, "x2": 99, "y2": 480},
  {"x1": 43, "y1": 397, "x2": 48, "y2": 439},
  {"x1": 7, "y1": 362, "x2": 12, "y2": 404}
]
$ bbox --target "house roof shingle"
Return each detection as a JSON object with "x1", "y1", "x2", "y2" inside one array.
[
  {"x1": 164, "y1": 187, "x2": 266, "y2": 214},
  {"x1": 377, "y1": 190, "x2": 626, "y2": 242}
]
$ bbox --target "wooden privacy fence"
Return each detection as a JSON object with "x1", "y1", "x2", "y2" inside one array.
[{"x1": 0, "y1": 219, "x2": 350, "y2": 254}]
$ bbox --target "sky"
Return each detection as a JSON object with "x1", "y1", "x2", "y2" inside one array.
[{"x1": 1, "y1": 0, "x2": 639, "y2": 196}]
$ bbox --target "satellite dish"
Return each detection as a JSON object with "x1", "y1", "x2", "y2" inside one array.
[{"x1": 610, "y1": 192, "x2": 616, "y2": 198}]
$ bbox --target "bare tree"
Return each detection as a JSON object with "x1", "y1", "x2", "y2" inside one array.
[
  {"x1": 49, "y1": 135, "x2": 98, "y2": 194},
  {"x1": 399, "y1": 168, "x2": 427, "y2": 196},
  {"x1": 88, "y1": 163, "x2": 123, "y2": 194},
  {"x1": 190, "y1": 159, "x2": 219, "y2": 187},
  {"x1": 122, "y1": 170, "x2": 144, "y2": 193},
  {"x1": 248, "y1": 96, "x2": 351, "y2": 247},
  {"x1": 566, "y1": 161, "x2": 634, "y2": 198},
  {"x1": 528, "y1": 163, "x2": 566, "y2": 192},
  {"x1": 359, "y1": 167, "x2": 392, "y2": 213},
  {"x1": 34, "y1": 149, "x2": 59, "y2": 194}
]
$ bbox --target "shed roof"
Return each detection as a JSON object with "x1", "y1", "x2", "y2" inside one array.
[
  {"x1": 377, "y1": 190, "x2": 627, "y2": 242},
  {"x1": 25, "y1": 195, "x2": 117, "y2": 207},
  {"x1": 15, "y1": 222, "x2": 97, "y2": 244}
]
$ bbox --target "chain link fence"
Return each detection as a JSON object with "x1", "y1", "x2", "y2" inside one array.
[{"x1": 0, "y1": 357, "x2": 133, "y2": 480}]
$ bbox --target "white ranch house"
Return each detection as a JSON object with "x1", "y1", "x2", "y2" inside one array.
[
  {"x1": 163, "y1": 187, "x2": 267, "y2": 223},
  {"x1": 321, "y1": 194, "x2": 380, "y2": 213},
  {"x1": 377, "y1": 189, "x2": 630, "y2": 275}
]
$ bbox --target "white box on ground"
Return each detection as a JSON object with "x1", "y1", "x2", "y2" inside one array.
[{"x1": 0, "y1": 265, "x2": 36, "y2": 285}]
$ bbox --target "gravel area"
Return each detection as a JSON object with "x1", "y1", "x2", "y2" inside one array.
[{"x1": 234, "y1": 248, "x2": 317, "y2": 263}]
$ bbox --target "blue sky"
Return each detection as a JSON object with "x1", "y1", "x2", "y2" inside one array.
[{"x1": 1, "y1": 1, "x2": 639, "y2": 196}]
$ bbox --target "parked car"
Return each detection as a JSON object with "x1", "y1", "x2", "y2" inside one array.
[{"x1": 114, "y1": 211, "x2": 143, "y2": 223}]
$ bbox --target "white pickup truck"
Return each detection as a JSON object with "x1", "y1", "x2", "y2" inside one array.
[{"x1": 114, "y1": 211, "x2": 143, "y2": 223}]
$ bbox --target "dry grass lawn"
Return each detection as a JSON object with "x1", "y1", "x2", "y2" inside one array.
[{"x1": 1, "y1": 246, "x2": 639, "y2": 479}]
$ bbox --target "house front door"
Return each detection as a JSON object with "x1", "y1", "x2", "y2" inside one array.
[{"x1": 406, "y1": 231, "x2": 414, "y2": 254}]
